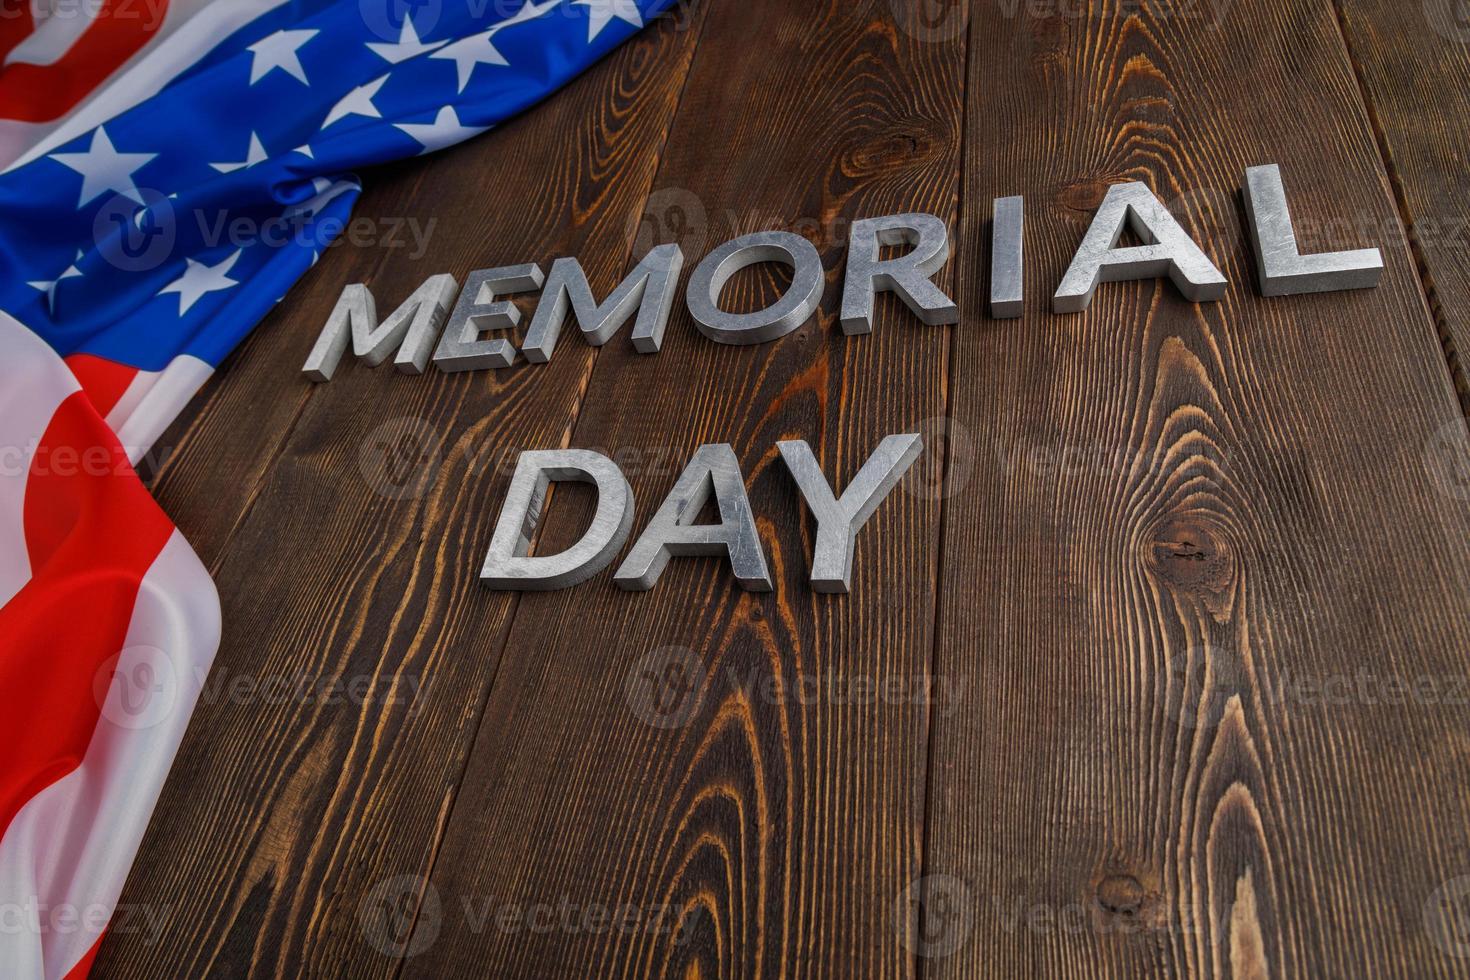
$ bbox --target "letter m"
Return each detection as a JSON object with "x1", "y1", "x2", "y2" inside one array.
[{"x1": 301, "y1": 275, "x2": 458, "y2": 382}]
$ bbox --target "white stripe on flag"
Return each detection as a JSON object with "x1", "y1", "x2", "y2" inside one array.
[
  {"x1": 5, "y1": 10, "x2": 93, "y2": 68},
  {"x1": 0, "y1": 530, "x2": 219, "y2": 979},
  {"x1": 0, "y1": 312, "x2": 78, "y2": 607},
  {"x1": 107, "y1": 355, "x2": 213, "y2": 465},
  {"x1": 1, "y1": 0, "x2": 289, "y2": 169}
]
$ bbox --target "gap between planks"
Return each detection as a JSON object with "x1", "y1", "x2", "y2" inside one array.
[
  {"x1": 1329, "y1": 0, "x2": 1470, "y2": 422},
  {"x1": 388, "y1": 6, "x2": 717, "y2": 972},
  {"x1": 915, "y1": 2, "x2": 977, "y2": 978}
]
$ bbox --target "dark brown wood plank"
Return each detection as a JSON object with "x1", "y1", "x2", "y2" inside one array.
[
  {"x1": 139, "y1": 156, "x2": 427, "y2": 567},
  {"x1": 1335, "y1": 0, "x2": 1470, "y2": 401},
  {"x1": 925, "y1": 2, "x2": 1470, "y2": 978},
  {"x1": 400, "y1": 2, "x2": 968, "y2": 976},
  {"x1": 93, "y1": 13, "x2": 706, "y2": 976}
]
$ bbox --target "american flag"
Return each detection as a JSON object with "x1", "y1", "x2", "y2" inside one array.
[{"x1": 0, "y1": 0, "x2": 671, "y2": 974}]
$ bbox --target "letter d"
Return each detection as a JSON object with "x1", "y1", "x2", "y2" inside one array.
[{"x1": 481, "y1": 450, "x2": 634, "y2": 590}]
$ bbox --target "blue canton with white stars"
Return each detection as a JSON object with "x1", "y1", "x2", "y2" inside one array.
[{"x1": 0, "y1": 0, "x2": 672, "y2": 372}]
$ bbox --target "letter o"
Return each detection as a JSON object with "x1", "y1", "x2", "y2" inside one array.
[{"x1": 686, "y1": 231, "x2": 823, "y2": 344}]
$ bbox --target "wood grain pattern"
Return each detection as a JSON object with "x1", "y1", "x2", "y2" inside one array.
[
  {"x1": 94, "y1": 12, "x2": 706, "y2": 976},
  {"x1": 397, "y1": 1, "x2": 967, "y2": 976},
  {"x1": 1334, "y1": 0, "x2": 1470, "y2": 403},
  {"x1": 90, "y1": 0, "x2": 1470, "y2": 977},
  {"x1": 924, "y1": 1, "x2": 1470, "y2": 977}
]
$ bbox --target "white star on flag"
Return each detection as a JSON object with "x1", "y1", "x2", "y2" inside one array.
[
  {"x1": 49, "y1": 127, "x2": 157, "y2": 208},
  {"x1": 394, "y1": 107, "x2": 489, "y2": 154},
  {"x1": 322, "y1": 74, "x2": 389, "y2": 129},
  {"x1": 367, "y1": 19, "x2": 447, "y2": 64},
  {"x1": 575, "y1": 0, "x2": 642, "y2": 41},
  {"x1": 246, "y1": 29, "x2": 318, "y2": 85},
  {"x1": 158, "y1": 249, "x2": 243, "y2": 314},
  {"x1": 132, "y1": 193, "x2": 177, "y2": 230},
  {"x1": 27, "y1": 250, "x2": 84, "y2": 315},
  {"x1": 429, "y1": 30, "x2": 509, "y2": 93},
  {"x1": 209, "y1": 132, "x2": 269, "y2": 173},
  {"x1": 429, "y1": 0, "x2": 561, "y2": 92}
]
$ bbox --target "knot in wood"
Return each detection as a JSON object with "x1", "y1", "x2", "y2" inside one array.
[
  {"x1": 1095, "y1": 874, "x2": 1146, "y2": 916},
  {"x1": 1056, "y1": 178, "x2": 1112, "y2": 213},
  {"x1": 1144, "y1": 516, "x2": 1234, "y2": 597}
]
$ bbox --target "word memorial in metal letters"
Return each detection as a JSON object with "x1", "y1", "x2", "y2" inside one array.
[{"x1": 300, "y1": 164, "x2": 1383, "y2": 593}]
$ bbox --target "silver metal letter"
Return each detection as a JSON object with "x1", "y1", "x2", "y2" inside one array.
[
  {"x1": 613, "y1": 444, "x2": 771, "y2": 592},
  {"x1": 302, "y1": 275, "x2": 458, "y2": 382},
  {"x1": 686, "y1": 231, "x2": 823, "y2": 345},
  {"x1": 778, "y1": 433, "x2": 923, "y2": 593},
  {"x1": 1052, "y1": 182, "x2": 1227, "y2": 313},
  {"x1": 1243, "y1": 163, "x2": 1383, "y2": 297},
  {"x1": 433, "y1": 263, "x2": 544, "y2": 371},
  {"x1": 990, "y1": 196, "x2": 1024, "y2": 318},
  {"x1": 481, "y1": 449, "x2": 634, "y2": 590},
  {"x1": 839, "y1": 213, "x2": 958, "y2": 335},
  {"x1": 521, "y1": 244, "x2": 684, "y2": 362}
]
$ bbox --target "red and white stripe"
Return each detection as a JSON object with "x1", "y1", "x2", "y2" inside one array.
[
  {"x1": 0, "y1": 1, "x2": 355, "y2": 973},
  {"x1": 0, "y1": 0, "x2": 290, "y2": 168},
  {"x1": 0, "y1": 316, "x2": 219, "y2": 979},
  {"x1": 65, "y1": 354, "x2": 215, "y2": 466},
  {"x1": 0, "y1": 6, "x2": 303, "y2": 969}
]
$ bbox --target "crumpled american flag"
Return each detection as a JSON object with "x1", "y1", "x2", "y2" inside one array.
[{"x1": 0, "y1": 0, "x2": 671, "y2": 974}]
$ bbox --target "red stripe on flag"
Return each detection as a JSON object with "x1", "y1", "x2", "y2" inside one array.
[
  {"x1": 0, "y1": 0, "x2": 35, "y2": 63},
  {"x1": 62, "y1": 932, "x2": 104, "y2": 979},
  {"x1": 0, "y1": 0, "x2": 171, "y2": 122},
  {"x1": 0, "y1": 390, "x2": 172, "y2": 841},
  {"x1": 65, "y1": 353, "x2": 139, "y2": 420}
]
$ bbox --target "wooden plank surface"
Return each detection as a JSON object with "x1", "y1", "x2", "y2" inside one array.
[
  {"x1": 926, "y1": 1, "x2": 1470, "y2": 977},
  {"x1": 91, "y1": 0, "x2": 1470, "y2": 977},
  {"x1": 94, "y1": 11, "x2": 706, "y2": 975},
  {"x1": 396, "y1": 0, "x2": 966, "y2": 976},
  {"x1": 1334, "y1": 0, "x2": 1470, "y2": 407}
]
